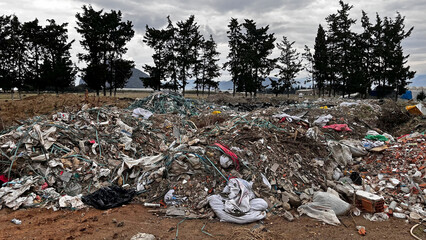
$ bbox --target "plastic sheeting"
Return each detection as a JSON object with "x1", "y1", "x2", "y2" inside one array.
[
  {"x1": 298, "y1": 192, "x2": 351, "y2": 225},
  {"x1": 81, "y1": 185, "x2": 136, "y2": 210},
  {"x1": 59, "y1": 195, "x2": 85, "y2": 209},
  {"x1": 313, "y1": 114, "x2": 333, "y2": 127},
  {"x1": 208, "y1": 178, "x2": 268, "y2": 224},
  {"x1": 132, "y1": 108, "x2": 153, "y2": 119},
  {"x1": 117, "y1": 154, "x2": 164, "y2": 176},
  {"x1": 327, "y1": 141, "x2": 353, "y2": 166},
  {"x1": 401, "y1": 91, "x2": 412, "y2": 100}
]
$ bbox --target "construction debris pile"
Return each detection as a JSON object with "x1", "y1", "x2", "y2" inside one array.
[{"x1": 0, "y1": 92, "x2": 425, "y2": 225}]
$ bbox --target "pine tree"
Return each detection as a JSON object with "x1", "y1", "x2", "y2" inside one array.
[
  {"x1": 371, "y1": 13, "x2": 385, "y2": 91},
  {"x1": 224, "y1": 18, "x2": 243, "y2": 96},
  {"x1": 302, "y1": 45, "x2": 314, "y2": 93},
  {"x1": 383, "y1": 13, "x2": 415, "y2": 99},
  {"x1": 7, "y1": 16, "x2": 26, "y2": 99},
  {"x1": 273, "y1": 36, "x2": 302, "y2": 97},
  {"x1": 42, "y1": 19, "x2": 76, "y2": 94},
  {"x1": 202, "y1": 35, "x2": 221, "y2": 95},
  {"x1": 164, "y1": 16, "x2": 179, "y2": 91},
  {"x1": 325, "y1": 0, "x2": 356, "y2": 97},
  {"x1": 142, "y1": 23, "x2": 172, "y2": 90},
  {"x1": 313, "y1": 24, "x2": 328, "y2": 96},
  {"x1": 241, "y1": 19, "x2": 275, "y2": 97},
  {"x1": 76, "y1": 5, "x2": 134, "y2": 96},
  {"x1": 174, "y1": 15, "x2": 202, "y2": 96},
  {"x1": 193, "y1": 36, "x2": 205, "y2": 96},
  {"x1": 22, "y1": 19, "x2": 44, "y2": 93},
  {"x1": 359, "y1": 11, "x2": 374, "y2": 97},
  {"x1": 0, "y1": 15, "x2": 13, "y2": 92},
  {"x1": 110, "y1": 59, "x2": 134, "y2": 96}
]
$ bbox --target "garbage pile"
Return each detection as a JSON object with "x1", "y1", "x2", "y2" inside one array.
[
  {"x1": 128, "y1": 91, "x2": 200, "y2": 117},
  {"x1": 0, "y1": 92, "x2": 424, "y2": 226}
]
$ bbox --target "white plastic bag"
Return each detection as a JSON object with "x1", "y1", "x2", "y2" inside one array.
[
  {"x1": 132, "y1": 108, "x2": 153, "y2": 119},
  {"x1": 208, "y1": 178, "x2": 268, "y2": 224},
  {"x1": 313, "y1": 114, "x2": 333, "y2": 127},
  {"x1": 297, "y1": 192, "x2": 351, "y2": 225}
]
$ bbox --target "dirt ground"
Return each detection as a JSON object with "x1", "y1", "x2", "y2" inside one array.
[
  {"x1": 0, "y1": 204, "x2": 422, "y2": 240},
  {"x1": 0, "y1": 94, "x2": 132, "y2": 130}
]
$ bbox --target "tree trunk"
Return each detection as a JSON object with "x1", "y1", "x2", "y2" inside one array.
[
  {"x1": 254, "y1": 69, "x2": 258, "y2": 98},
  {"x1": 96, "y1": 89, "x2": 100, "y2": 96},
  {"x1": 182, "y1": 83, "x2": 186, "y2": 96}
]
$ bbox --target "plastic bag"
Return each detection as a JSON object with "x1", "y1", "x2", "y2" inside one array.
[
  {"x1": 208, "y1": 178, "x2": 268, "y2": 224},
  {"x1": 297, "y1": 192, "x2": 351, "y2": 225},
  {"x1": 313, "y1": 114, "x2": 333, "y2": 127},
  {"x1": 132, "y1": 108, "x2": 153, "y2": 119},
  {"x1": 208, "y1": 195, "x2": 267, "y2": 224},
  {"x1": 164, "y1": 189, "x2": 187, "y2": 206},
  {"x1": 323, "y1": 124, "x2": 352, "y2": 132},
  {"x1": 81, "y1": 185, "x2": 136, "y2": 210}
]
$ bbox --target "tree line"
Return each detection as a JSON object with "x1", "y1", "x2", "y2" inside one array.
[
  {"x1": 0, "y1": 2, "x2": 416, "y2": 98},
  {"x1": 0, "y1": 15, "x2": 75, "y2": 94},
  {"x1": 141, "y1": 16, "x2": 221, "y2": 96},
  {"x1": 312, "y1": 1, "x2": 415, "y2": 98}
]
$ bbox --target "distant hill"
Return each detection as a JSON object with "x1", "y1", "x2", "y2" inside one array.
[
  {"x1": 126, "y1": 68, "x2": 149, "y2": 88},
  {"x1": 409, "y1": 74, "x2": 426, "y2": 87},
  {"x1": 78, "y1": 70, "x2": 311, "y2": 90},
  {"x1": 185, "y1": 77, "x2": 279, "y2": 91},
  {"x1": 78, "y1": 68, "x2": 149, "y2": 88}
]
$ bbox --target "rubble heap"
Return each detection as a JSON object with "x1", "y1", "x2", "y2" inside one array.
[{"x1": 0, "y1": 92, "x2": 424, "y2": 225}]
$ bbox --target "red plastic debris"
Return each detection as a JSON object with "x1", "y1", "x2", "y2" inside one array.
[{"x1": 322, "y1": 124, "x2": 352, "y2": 132}]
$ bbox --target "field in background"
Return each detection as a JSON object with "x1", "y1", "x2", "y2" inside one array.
[{"x1": 0, "y1": 90, "x2": 318, "y2": 102}]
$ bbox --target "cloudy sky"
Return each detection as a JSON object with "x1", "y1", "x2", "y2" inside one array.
[{"x1": 2, "y1": 0, "x2": 425, "y2": 83}]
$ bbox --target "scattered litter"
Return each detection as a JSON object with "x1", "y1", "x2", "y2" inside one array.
[
  {"x1": 11, "y1": 218, "x2": 22, "y2": 225},
  {"x1": 356, "y1": 225, "x2": 366, "y2": 236}
]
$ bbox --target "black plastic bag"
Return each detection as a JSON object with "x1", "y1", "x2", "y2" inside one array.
[
  {"x1": 82, "y1": 185, "x2": 136, "y2": 210},
  {"x1": 350, "y1": 172, "x2": 362, "y2": 185}
]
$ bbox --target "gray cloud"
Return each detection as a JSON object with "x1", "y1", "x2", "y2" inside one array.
[{"x1": 2, "y1": 0, "x2": 426, "y2": 81}]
